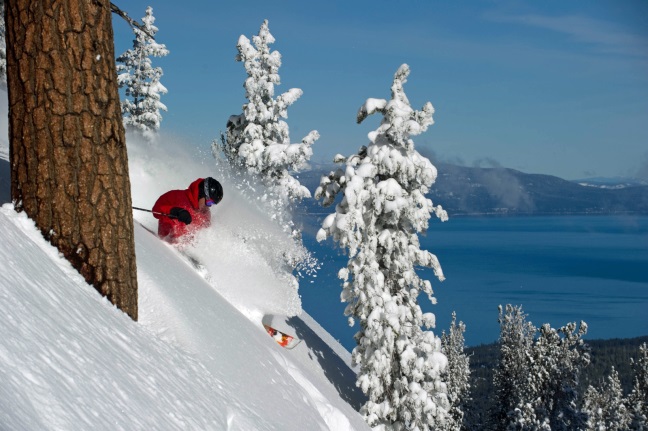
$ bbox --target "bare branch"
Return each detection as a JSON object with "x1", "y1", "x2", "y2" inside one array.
[{"x1": 110, "y1": 2, "x2": 155, "y2": 40}]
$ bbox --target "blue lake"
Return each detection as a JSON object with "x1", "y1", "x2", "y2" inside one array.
[{"x1": 299, "y1": 215, "x2": 648, "y2": 351}]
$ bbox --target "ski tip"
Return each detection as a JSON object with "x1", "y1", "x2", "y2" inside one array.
[{"x1": 263, "y1": 324, "x2": 301, "y2": 349}]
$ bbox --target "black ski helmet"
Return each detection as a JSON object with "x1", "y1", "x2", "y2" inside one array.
[{"x1": 200, "y1": 177, "x2": 223, "y2": 205}]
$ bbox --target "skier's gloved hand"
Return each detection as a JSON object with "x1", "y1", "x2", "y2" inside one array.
[{"x1": 170, "y1": 207, "x2": 192, "y2": 225}]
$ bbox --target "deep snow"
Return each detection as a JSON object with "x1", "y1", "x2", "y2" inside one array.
[{"x1": 0, "y1": 129, "x2": 369, "y2": 430}]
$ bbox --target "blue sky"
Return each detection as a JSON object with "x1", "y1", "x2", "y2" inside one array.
[{"x1": 112, "y1": 0, "x2": 648, "y2": 180}]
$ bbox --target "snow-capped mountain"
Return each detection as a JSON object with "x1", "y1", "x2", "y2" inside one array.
[{"x1": 575, "y1": 177, "x2": 648, "y2": 189}]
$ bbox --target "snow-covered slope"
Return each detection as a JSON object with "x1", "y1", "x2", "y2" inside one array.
[{"x1": 0, "y1": 132, "x2": 368, "y2": 430}]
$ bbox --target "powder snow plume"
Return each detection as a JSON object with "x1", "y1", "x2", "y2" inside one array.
[{"x1": 126, "y1": 131, "x2": 304, "y2": 321}]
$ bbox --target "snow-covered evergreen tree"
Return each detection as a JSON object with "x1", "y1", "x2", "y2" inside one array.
[
  {"x1": 440, "y1": 312, "x2": 470, "y2": 431},
  {"x1": 116, "y1": 6, "x2": 169, "y2": 141},
  {"x1": 518, "y1": 321, "x2": 590, "y2": 430},
  {"x1": 582, "y1": 367, "x2": 632, "y2": 431},
  {"x1": 217, "y1": 19, "x2": 317, "y2": 210},
  {"x1": 315, "y1": 64, "x2": 449, "y2": 430},
  {"x1": 491, "y1": 305, "x2": 537, "y2": 431},
  {"x1": 0, "y1": 0, "x2": 6, "y2": 89},
  {"x1": 213, "y1": 19, "x2": 318, "y2": 285},
  {"x1": 629, "y1": 343, "x2": 648, "y2": 430},
  {"x1": 491, "y1": 305, "x2": 590, "y2": 431}
]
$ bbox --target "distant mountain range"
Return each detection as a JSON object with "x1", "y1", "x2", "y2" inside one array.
[{"x1": 299, "y1": 163, "x2": 648, "y2": 216}]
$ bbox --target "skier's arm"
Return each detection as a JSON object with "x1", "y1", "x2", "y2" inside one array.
[{"x1": 152, "y1": 192, "x2": 180, "y2": 220}]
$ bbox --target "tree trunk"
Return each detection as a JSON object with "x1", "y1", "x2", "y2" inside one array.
[{"x1": 5, "y1": 0, "x2": 138, "y2": 320}]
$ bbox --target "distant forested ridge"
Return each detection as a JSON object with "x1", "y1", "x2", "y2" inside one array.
[
  {"x1": 430, "y1": 164, "x2": 648, "y2": 216},
  {"x1": 464, "y1": 335, "x2": 648, "y2": 428}
]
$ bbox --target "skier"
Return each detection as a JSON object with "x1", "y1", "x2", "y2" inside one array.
[{"x1": 152, "y1": 177, "x2": 223, "y2": 244}]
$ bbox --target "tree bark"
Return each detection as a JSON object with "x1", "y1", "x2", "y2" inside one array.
[{"x1": 5, "y1": 0, "x2": 138, "y2": 320}]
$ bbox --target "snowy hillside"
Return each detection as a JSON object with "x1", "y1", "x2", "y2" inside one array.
[{"x1": 0, "y1": 132, "x2": 369, "y2": 430}]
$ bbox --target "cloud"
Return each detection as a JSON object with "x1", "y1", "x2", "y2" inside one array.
[
  {"x1": 432, "y1": 156, "x2": 534, "y2": 212},
  {"x1": 473, "y1": 158, "x2": 502, "y2": 169},
  {"x1": 636, "y1": 152, "x2": 648, "y2": 180},
  {"x1": 487, "y1": 12, "x2": 648, "y2": 59},
  {"x1": 466, "y1": 158, "x2": 534, "y2": 210},
  {"x1": 475, "y1": 165, "x2": 534, "y2": 211},
  {"x1": 417, "y1": 146, "x2": 468, "y2": 168}
]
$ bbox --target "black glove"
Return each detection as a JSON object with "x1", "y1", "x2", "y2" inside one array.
[{"x1": 170, "y1": 207, "x2": 192, "y2": 225}]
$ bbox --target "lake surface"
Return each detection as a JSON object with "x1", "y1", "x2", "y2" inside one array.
[{"x1": 299, "y1": 215, "x2": 648, "y2": 351}]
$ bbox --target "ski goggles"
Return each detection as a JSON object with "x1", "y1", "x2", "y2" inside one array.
[{"x1": 203, "y1": 180, "x2": 218, "y2": 207}]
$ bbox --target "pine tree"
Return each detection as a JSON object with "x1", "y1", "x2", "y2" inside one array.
[
  {"x1": 116, "y1": 6, "x2": 169, "y2": 140},
  {"x1": 214, "y1": 19, "x2": 318, "y2": 286},
  {"x1": 218, "y1": 19, "x2": 318, "y2": 211},
  {"x1": 440, "y1": 312, "x2": 470, "y2": 431},
  {"x1": 315, "y1": 64, "x2": 449, "y2": 430},
  {"x1": 520, "y1": 322, "x2": 590, "y2": 430},
  {"x1": 629, "y1": 343, "x2": 648, "y2": 430},
  {"x1": 582, "y1": 367, "x2": 632, "y2": 431},
  {"x1": 491, "y1": 305, "x2": 537, "y2": 431},
  {"x1": 5, "y1": 0, "x2": 138, "y2": 319},
  {"x1": 491, "y1": 305, "x2": 590, "y2": 431}
]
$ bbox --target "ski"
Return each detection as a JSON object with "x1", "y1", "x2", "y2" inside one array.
[{"x1": 263, "y1": 324, "x2": 301, "y2": 349}]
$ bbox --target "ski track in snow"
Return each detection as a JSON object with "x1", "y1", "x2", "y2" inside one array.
[{"x1": 270, "y1": 349, "x2": 352, "y2": 431}]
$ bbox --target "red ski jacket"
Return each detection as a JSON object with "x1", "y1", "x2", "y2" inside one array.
[{"x1": 152, "y1": 178, "x2": 211, "y2": 243}]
